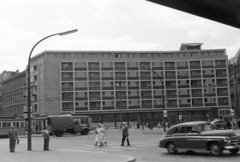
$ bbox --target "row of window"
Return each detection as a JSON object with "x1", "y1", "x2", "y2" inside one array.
[
  {"x1": 1, "y1": 92, "x2": 25, "y2": 106},
  {"x1": 1, "y1": 81, "x2": 25, "y2": 95}
]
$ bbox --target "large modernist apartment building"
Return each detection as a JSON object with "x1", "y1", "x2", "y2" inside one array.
[{"x1": 27, "y1": 43, "x2": 230, "y2": 126}]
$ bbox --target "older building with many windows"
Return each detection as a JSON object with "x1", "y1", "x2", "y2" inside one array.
[{"x1": 28, "y1": 43, "x2": 231, "y2": 127}]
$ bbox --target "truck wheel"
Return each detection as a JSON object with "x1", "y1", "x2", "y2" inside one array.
[
  {"x1": 166, "y1": 142, "x2": 177, "y2": 154},
  {"x1": 229, "y1": 148, "x2": 239, "y2": 154},
  {"x1": 81, "y1": 129, "x2": 89, "y2": 135},
  {"x1": 209, "y1": 143, "x2": 222, "y2": 156},
  {"x1": 55, "y1": 130, "x2": 64, "y2": 137}
]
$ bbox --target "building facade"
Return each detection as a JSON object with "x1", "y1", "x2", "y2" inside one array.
[
  {"x1": 29, "y1": 43, "x2": 231, "y2": 126},
  {"x1": 1, "y1": 71, "x2": 26, "y2": 117}
]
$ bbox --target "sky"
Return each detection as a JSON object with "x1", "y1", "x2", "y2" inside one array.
[{"x1": 0, "y1": 0, "x2": 240, "y2": 72}]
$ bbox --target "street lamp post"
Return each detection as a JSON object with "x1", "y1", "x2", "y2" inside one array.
[
  {"x1": 115, "y1": 82, "x2": 125, "y2": 129},
  {"x1": 204, "y1": 83, "x2": 214, "y2": 121},
  {"x1": 139, "y1": 64, "x2": 166, "y2": 132},
  {"x1": 27, "y1": 29, "x2": 78, "y2": 150}
]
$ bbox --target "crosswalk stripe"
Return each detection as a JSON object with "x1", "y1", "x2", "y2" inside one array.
[{"x1": 73, "y1": 146, "x2": 123, "y2": 151}]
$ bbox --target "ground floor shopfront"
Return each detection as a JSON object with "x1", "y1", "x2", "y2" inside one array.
[{"x1": 84, "y1": 108, "x2": 230, "y2": 128}]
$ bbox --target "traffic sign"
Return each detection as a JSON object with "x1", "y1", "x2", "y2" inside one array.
[
  {"x1": 230, "y1": 109, "x2": 234, "y2": 116},
  {"x1": 163, "y1": 110, "x2": 167, "y2": 117},
  {"x1": 179, "y1": 115, "x2": 182, "y2": 120}
]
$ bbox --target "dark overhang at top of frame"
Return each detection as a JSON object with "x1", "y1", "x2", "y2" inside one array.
[{"x1": 147, "y1": 0, "x2": 240, "y2": 29}]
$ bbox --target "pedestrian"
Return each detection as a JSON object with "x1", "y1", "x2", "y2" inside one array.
[
  {"x1": 94, "y1": 124, "x2": 106, "y2": 147},
  {"x1": 226, "y1": 120, "x2": 231, "y2": 130},
  {"x1": 42, "y1": 127, "x2": 50, "y2": 151},
  {"x1": 120, "y1": 122, "x2": 130, "y2": 146},
  {"x1": 36, "y1": 124, "x2": 39, "y2": 134},
  {"x1": 8, "y1": 125, "x2": 18, "y2": 152},
  {"x1": 141, "y1": 123, "x2": 145, "y2": 130},
  {"x1": 137, "y1": 123, "x2": 140, "y2": 130}
]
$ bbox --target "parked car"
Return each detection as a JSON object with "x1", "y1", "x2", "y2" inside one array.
[
  {"x1": 211, "y1": 119, "x2": 227, "y2": 129},
  {"x1": 159, "y1": 121, "x2": 240, "y2": 156}
]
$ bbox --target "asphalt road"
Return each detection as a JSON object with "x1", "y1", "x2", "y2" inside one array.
[{"x1": 1, "y1": 129, "x2": 240, "y2": 162}]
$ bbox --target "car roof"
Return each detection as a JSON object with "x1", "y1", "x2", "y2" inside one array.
[{"x1": 172, "y1": 121, "x2": 209, "y2": 128}]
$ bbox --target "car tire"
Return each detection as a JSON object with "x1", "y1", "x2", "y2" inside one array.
[
  {"x1": 209, "y1": 143, "x2": 222, "y2": 156},
  {"x1": 167, "y1": 142, "x2": 177, "y2": 154},
  {"x1": 229, "y1": 148, "x2": 239, "y2": 154},
  {"x1": 216, "y1": 125, "x2": 220, "y2": 129}
]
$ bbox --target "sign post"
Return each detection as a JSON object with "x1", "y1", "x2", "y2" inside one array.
[
  {"x1": 179, "y1": 115, "x2": 182, "y2": 123},
  {"x1": 230, "y1": 109, "x2": 235, "y2": 130}
]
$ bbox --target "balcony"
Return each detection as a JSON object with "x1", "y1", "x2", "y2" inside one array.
[
  {"x1": 217, "y1": 93, "x2": 228, "y2": 96},
  {"x1": 141, "y1": 96, "x2": 152, "y2": 99},
  {"x1": 166, "y1": 95, "x2": 177, "y2": 98},
  {"x1": 192, "y1": 103, "x2": 203, "y2": 107},
  {"x1": 141, "y1": 86, "x2": 152, "y2": 89},
  {"x1": 62, "y1": 97, "x2": 74, "y2": 101},
  {"x1": 205, "y1": 103, "x2": 217, "y2": 106},
  {"x1": 166, "y1": 85, "x2": 176, "y2": 89},
  {"x1": 218, "y1": 102, "x2": 229, "y2": 106},
  {"x1": 62, "y1": 87, "x2": 73, "y2": 91},
  {"x1": 153, "y1": 85, "x2": 164, "y2": 89},
  {"x1": 179, "y1": 104, "x2": 191, "y2": 107},
  {"x1": 142, "y1": 105, "x2": 152, "y2": 109},
  {"x1": 116, "y1": 96, "x2": 127, "y2": 99},
  {"x1": 166, "y1": 104, "x2": 177, "y2": 108},
  {"x1": 140, "y1": 76, "x2": 151, "y2": 80},
  {"x1": 204, "y1": 93, "x2": 216, "y2": 97},
  {"x1": 165, "y1": 67, "x2": 175, "y2": 70},
  {"x1": 177, "y1": 66, "x2": 189, "y2": 70},
  {"x1": 102, "y1": 96, "x2": 114, "y2": 100},
  {"x1": 89, "y1": 67, "x2": 100, "y2": 71},
  {"x1": 75, "y1": 77, "x2": 87, "y2": 81},
  {"x1": 178, "y1": 94, "x2": 190, "y2": 98},
  {"x1": 102, "y1": 87, "x2": 114, "y2": 90},
  {"x1": 127, "y1": 76, "x2": 139, "y2": 80},
  {"x1": 75, "y1": 107, "x2": 88, "y2": 111},
  {"x1": 115, "y1": 77, "x2": 126, "y2": 80},
  {"x1": 101, "y1": 67, "x2": 113, "y2": 71},
  {"x1": 153, "y1": 95, "x2": 163, "y2": 99},
  {"x1": 129, "y1": 105, "x2": 140, "y2": 109},
  {"x1": 177, "y1": 75, "x2": 189, "y2": 79},
  {"x1": 128, "y1": 86, "x2": 139, "y2": 90},
  {"x1": 128, "y1": 96, "x2": 140, "y2": 99},
  {"x1": 102, "y1": 77, "x2": 114, "y2": 80},
  {"x1": 61, "y1": 78, "x2": 73, "y2": 81},
  {"x1": 192, "y1": 94, "x2": 203, "y2": 97},
  {"x1": 75, "y1": 87, "x2": 87, "y2": 91},
  {"x1": 89, "y1": 97, "x2": 101, "y2": 100},
  {"x1": 190, "y1": 74, "x2": 201, "y2": 78},
  {"x1": 102, "y1": 106, "x2": 114, "y2": 110},
  {"x1": 190, "y1": 66, "x2": 201, "y2": 69},
  {"x1": 152, "y1": 67, "x2": 163, "y2": 70},
  {"x1": 115, "y1": 67, "x2": 126, "y2": 70},
  {"x1": 127, "y1": 67, "x2": 139, "y2": 70},
  {"x1": 116, "y1": 106, "x2": 127, "y2": 110},
  {"x1": 89, "y1": 77, "x2": 100, "y2": 81},
  {"x1": 61, "y1": 67, "x2": 73, "y2": 71},
  {"x1": 165, "y1": 75, "x2": 176, "y2": 79},
  {"x1": 216, "y1": 74, "x2": 227, "y2": 77},
  {"x1": 75, "y1": 67, "x2": 87, "y2": 71},
  {"x1": 202, "y1": 65, "x2": 214, "y2": 68},
  {"x1": 178, "y1": 85, "x2": 190, "y2": 88},
  {"x1": 191, "y1": 84, "x2": 202, "y2": 88},
  {"x1": 215, "y1": 65, "x2": 226, "y2": 68},
  {"x1": 217, "y1": 83, "x2": 228, "y2": 87},
  {"x1": 89, "y1": 87, "x2": 101, "y2": 90},
  {"x1": 75, "y1": 97, "x2": 88, "y2": 100},
  {"x1": 203, "y1": 74, "x2": 215, "y2": 78},
  {"x1": 154, "y1": 105, "x2": 164, "y2": 108},
  {"x1": 89, "y1": 107, "x2": 101, "y2": 110}
]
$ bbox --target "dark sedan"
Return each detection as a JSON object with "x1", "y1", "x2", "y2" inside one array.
[{"x1": 159, "y1": 121, "x2": 240, "y2": 156}]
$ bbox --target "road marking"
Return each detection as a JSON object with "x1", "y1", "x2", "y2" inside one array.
[{"x1": 59, "y1": 148, "x2": 107, "y2": 154}]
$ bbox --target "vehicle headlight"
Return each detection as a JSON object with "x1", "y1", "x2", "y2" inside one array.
[{"x1": 224, "y1": 137, "x2": 231, "y2": 143}]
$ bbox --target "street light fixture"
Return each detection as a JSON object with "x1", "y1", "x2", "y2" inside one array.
[
  {"x1": 27, "y1": 29, "x2": 78, "y2": 150},
  {"x1": 139, "y1": 64, "x2": 166, "y2": 132},
  {"x1": 115, "y1": 82, "x2": 126, "y2": 129},
  {"x1": 204, "y1": 83, "x2": 215, "y2": 121}
]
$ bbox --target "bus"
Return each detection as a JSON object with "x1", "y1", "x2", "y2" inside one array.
[{"x1": 0, "y1": 117, "x2": 26, "y2": 138}]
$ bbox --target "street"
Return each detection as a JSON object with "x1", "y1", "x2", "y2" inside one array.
[{"x1": 0, "y1": 128, "x2": 240, "y2": 162}]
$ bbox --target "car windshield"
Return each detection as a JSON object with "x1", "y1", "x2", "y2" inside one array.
[{"x1": 198, "y1": 123, "x2": 216, "y2": 132}]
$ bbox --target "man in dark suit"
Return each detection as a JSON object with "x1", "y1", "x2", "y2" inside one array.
[
  {"x1": 120, "y1": 122, "x2": 130, "y2": 146},
  {"x1": 8, "y1": 125, "x2": 18, "y2": 152}
]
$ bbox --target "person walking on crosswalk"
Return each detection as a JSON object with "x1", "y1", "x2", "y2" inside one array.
[{"x1": 120, "y1": 122, "x2": 130, "y2": 146}]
